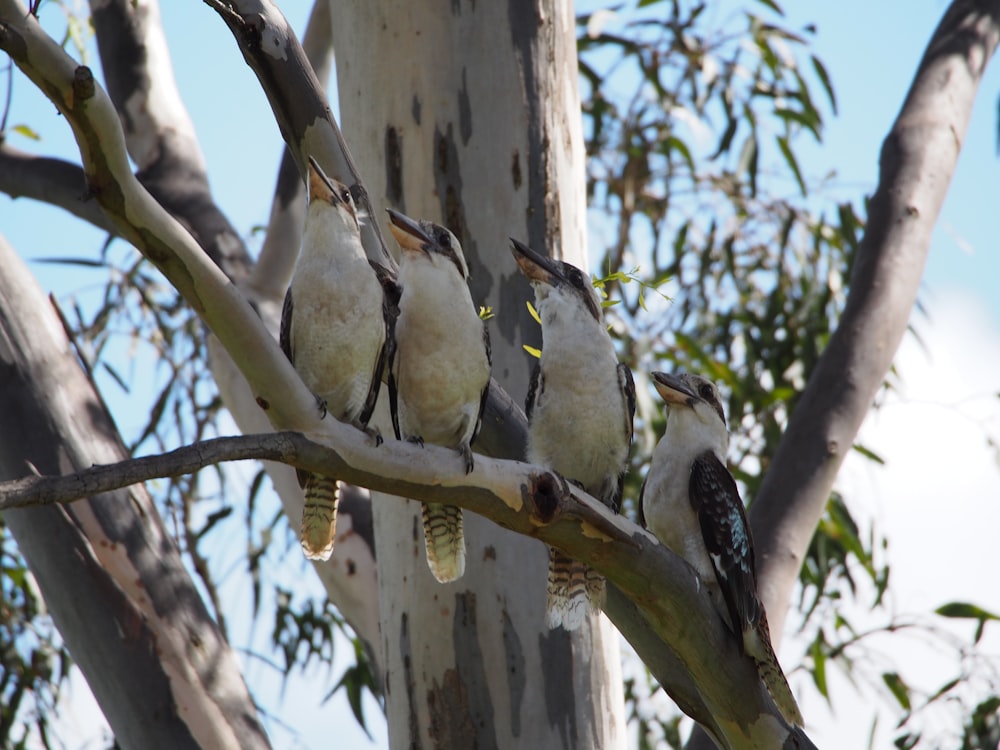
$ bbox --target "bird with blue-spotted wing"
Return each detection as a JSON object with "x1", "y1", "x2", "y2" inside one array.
[{"x1": 640, "y1": 371, "x2": 803, "y2": 726}]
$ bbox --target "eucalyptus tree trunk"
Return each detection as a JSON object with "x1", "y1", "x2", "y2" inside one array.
[{"x1": 330, "y1": 2, "x2": 626, "y2": 748}]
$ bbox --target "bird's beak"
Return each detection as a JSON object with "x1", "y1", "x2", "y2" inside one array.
[
  {"x1": 651, "y1": 371, "x2": 697, "y2": 407},
  {"x1": 307, "y1": 157, "x2": 351, "y2": 208},
  {"x1": 510, "y1": 238, "x2": 566, "y2": 286},
  {"x1": 387, "y1": 208, "x2": 432, "y2": 254},
  {"x1": 307, "y1": 157, "x2": 335, "y2": 204}
]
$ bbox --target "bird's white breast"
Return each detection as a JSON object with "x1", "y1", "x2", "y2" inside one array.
[
  {"x1": 289, "y1": 217, "x2": 385, "y2": 422},
  {"x1": 395, "y1": 258, "x2": 489, "y2": 447},
  {"x1": 642, "y1": 412, "x2": 726, "y2": 584},
  {"x1": 527, "y1": 295, "x2": 628, "y2": 500}
]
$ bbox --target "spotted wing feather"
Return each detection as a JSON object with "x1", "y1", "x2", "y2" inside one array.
[{"x1": 688, "y1": 450, "x2": 761, "y2": 644}]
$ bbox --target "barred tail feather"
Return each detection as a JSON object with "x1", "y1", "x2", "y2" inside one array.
[
  {"x1": 545, "y1": 548, "x2": 604, "y2": 631},
  {"x1": 422, "y1": 502, "x2": 465, "y2": 583},
  {"x1": 300, "y1": 474, "x2": 339, "y2": 561},
  {"x1": 749, "y1": 612, "x2": 804, "y2": 726}
]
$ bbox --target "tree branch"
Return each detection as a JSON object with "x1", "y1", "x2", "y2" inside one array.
[
  {"x1": 0, "y1": 231, "x2": 271, "y2": 749},
  {"x1": 0, "y1": 425, "x2": 818, "y2": 750},
  {"x1": 248, "y1": 0, "x2": 334, "y2": 304},
  {"x1": 203, "y1": 0, "x2": 394, "y2": 270},
  {"x1": 89, "y1": 0, "x2": 252, "y2": 281},
  {"x1": 749, "y1": 0, "x2": 1000, "y2": 649},
  {"x1": 0, "y1": 0, "x2": 318, "y2": 433},
  {"x1": 0, "y1": 144, "x2": 118, "y2": 233}
]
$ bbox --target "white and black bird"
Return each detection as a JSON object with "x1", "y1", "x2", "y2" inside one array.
[
  {"x1": 279, "y1": 158, "x2": 390, "y2": 562},
  {"x1": 511, "y1": 239, "x2": 635, "y2": 631},
  {"x1": 386, "y1": 209, "x2": 491, "y2": 584},
  {"x1": 641, "y1": 371, "x2": 803, "y2": 726}
]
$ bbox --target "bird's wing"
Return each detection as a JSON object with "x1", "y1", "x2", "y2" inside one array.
[
  {"x1": 279, "y1": 285, "x2": 294, "y2": 363},
  {"x1": 636, "y1": 475, "x2": 648, "y2": 528},
  {"x1": 618, "y1": 362, "x2": 637, "y2": 447},
  {"x1": 609, "y1": 362, "x2": 637, "y2": 512},
  {"x1": 361, "y1": 261, "x2": 399, "y2": 428},
  {"x1": 688, "y1": 450, "x2": 761, "y2": 644},
  {"x1": 525, "y1": 359, "x2": 542, "y2": 422},
  {"x1": 471, "y1": 323, "x2": 491, "y2": 445}
]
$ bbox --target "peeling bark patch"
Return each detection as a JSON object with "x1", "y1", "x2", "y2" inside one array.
[
  {"x1": 511, "y1": 151, "x2": 522, "y2": 190},
  {"x1": 457, "y1": 68, "x2": 472, "y2": 145},
  {"x1": 400, "y1": 613, "x2": 423, "y2": 749},
  {"x1": 255, "y1": 396, "x2": 269, "y2": 410},
  {"x1": 502, "y1": 610, "x2": 526, "y2": 736},
  {"x1": 433, "y1": 125, "x2": 496, "y2": 306},
  {"x1": 385, "y1": 126, "x2": 404, "y2": 207},
  {"x1": 507, "y1": 0, "x2": 550, "y2": 252},
  {"x1": 427, "y1": 592, "x2": 498, "y2": 749},
  {"x1": 427, "y1": 669, "x2": 477, "y2": 749},
  {"x1": 539, "y1": 629, "x2": 577, "y2": 750},
  {"x1": 412, "y1": 94, "x2": 422, "y2": 125},
  {"x1": 482, "y1": 545, "x2": 497, "y2": 561}
]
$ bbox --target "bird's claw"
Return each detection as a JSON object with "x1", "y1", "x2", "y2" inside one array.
[
  {"x1": 407, "y1": 435, "x2": 425, "y2": 448},
  {"x1": 459, "y1": 443, "x2": 474, "y2": 475},
  {"x1": 362, "y1": 423, "x2": 383, "y2": 447},
  {"x1": 314, "y1": 395, "x2": 328, "y2": 419}
]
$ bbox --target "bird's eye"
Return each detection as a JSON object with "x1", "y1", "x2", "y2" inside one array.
[
  {"x1": 699, "y1": 384, "x2": 714, "y2": 400},
  {"x1": 438, "y1": 231, "x2": 451, "y2": 247},
  {"x1": 340, "y1": 189, "x2": 352, "y2": 204}
]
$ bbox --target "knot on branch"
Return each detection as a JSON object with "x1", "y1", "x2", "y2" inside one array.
[
  {"x1": 526, "y1": 471, "x2": 568, "y2": 524},
  {"x1": 73, "y1": 66, "x2": 95, "y2": 102}
]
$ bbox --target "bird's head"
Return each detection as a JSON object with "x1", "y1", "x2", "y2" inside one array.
[
  {"x1": 509, "y1": 238, "x2": 601, "y2": 323},
  {"x1": 387, "y1": 209, "x2": 468, "y2": 279},
  {"x1": 651, "y1": 371, "x2": 728, "y2": 433},
  {"x1": 307, "y1": 157, "x2": 359, "y2": 229}
]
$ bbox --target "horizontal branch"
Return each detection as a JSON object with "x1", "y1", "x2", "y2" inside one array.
[
  {"x1": 0, "y1": 427, "x2": 817, "y2": 750},
  {"x1": 0, "y1": 144, "x2": 118, "y2": 233}
]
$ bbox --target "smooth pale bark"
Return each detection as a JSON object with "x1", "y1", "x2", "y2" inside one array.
[
  {"x1": 0, "y1": 234, "x2": 270, "y2": 750},
  {"x1": 330, "y1": 2, "x2": 624, "y2": 748}
]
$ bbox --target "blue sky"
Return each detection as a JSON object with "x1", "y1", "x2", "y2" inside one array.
[{"x1": 3, "y1": 1, "x2": 1000, "y2": 748}]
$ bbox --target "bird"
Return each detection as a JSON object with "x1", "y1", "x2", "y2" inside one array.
[
  {"x1": 279, "y1": 157, "x2": 390, "y2": 562},
  {"x1": 386, "y1": 208, "x2": 491, "y2": 583},
  {"x1": 640, "y1": 371, "x2": 804, "y2": 726},
  {"x1": 511, "y1": 238, "x2": 635, "y2": 631}
]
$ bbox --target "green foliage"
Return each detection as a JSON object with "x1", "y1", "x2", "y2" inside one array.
[
  {"x1": 272, "y1": 588, "x2": 380, "y2": 738},
  {"x1": 577, "y1": 0, "x2": 998, "y2": 746},
  {"x1": 0, "y1": 525, "x2": 69, "y2": 750}
]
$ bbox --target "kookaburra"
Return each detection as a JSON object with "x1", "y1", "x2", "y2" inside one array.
[
  {"x1": 386, "y1": 208, "x2": 491, "y2": 584},
  {"x1": 511, "y1": 239, "x2": 635, "y2": 631},
  {"x1": 279, "y1": 158, "x2": 389, "y2": 562},
  {"x1": 641, "y1": 371, "x2": 803, "y2": 726}
]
